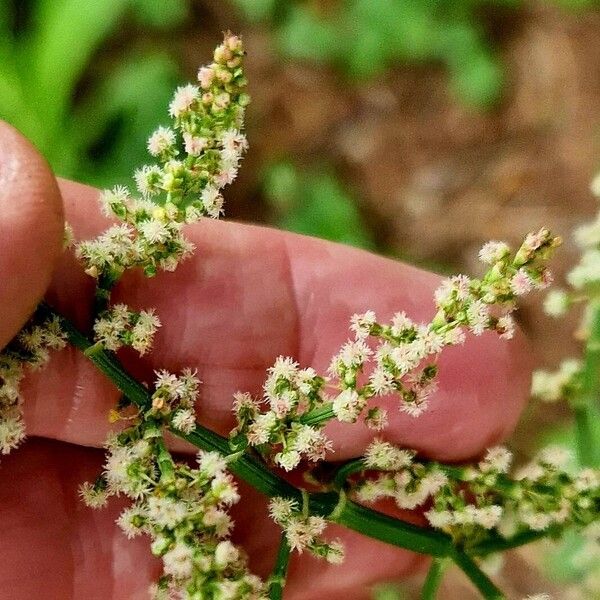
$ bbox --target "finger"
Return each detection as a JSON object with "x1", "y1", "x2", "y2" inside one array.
[
  {"x1": 0, "y1": 439, "x2": 158, "y2": 600},
  {"x1": 23, "y1": 179, "x2": 532, "y2": 462},
  {"x1": 0, "y1": 122, "x2": 64, "y2": 349}
]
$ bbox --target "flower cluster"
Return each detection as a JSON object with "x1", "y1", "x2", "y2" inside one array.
[
  {"x1": 73, "y1": 35, "x2": 264, "y2": 599},
  {"x1": 232, "y1": 232, "x2": 559, "y2": 471},
  {"x1": 151, "y1": 368, "x2": 200, "y2": 434},
  {"x1": 268, "y1": 497, "x2": 344, "y2": 563},
  {"x1": 351, "y1": 440, "x2": 599, "y2": 550},
  {"x1": 93, "y1": 304, "x2": 161, "y2": 355},
  {"x1": 0, "y1": 314, "x2": 66, "y2": 456},
  {"x1": 531, "y1": 358, "x2": 582, "y2": 404},
  {"x1": 82, "y1": 430, "x2": 265, "y2": 599},
  {"x1": 536, "y1": 173, "x2": 600, "y2": 321},
  {"x1": 230, "y1": 359, "x2": 333, "y2": 471},
  {"x1": 76, "y1": 31, "x2": 248, "y2": 287},
  {"x1": 532, "y1": 175, "x2": 600, "y2": 413}
]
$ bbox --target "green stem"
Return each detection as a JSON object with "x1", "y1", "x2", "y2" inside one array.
[
  {"x1": 268, "y1": 533, "x2": 291, "y2": 600},
  {"x1": 332, "y1": 458, "x2": 365, "y2": 489},
  {"x1": 43, "y1": 303, "x2": 515, "y2": 599},
  {"x1": 470, "y1": 528, "x2": 549, "y2": 556},
  {"x1": 155, "y1": 436, "x2": 175, "y2": 482},
  {"x1": 572, "y1": 303, "x2": 600, "y2": 467},
  {"x1": 451, "y1": 552, "x2": 504, "y2": 600},
  {"x1": 334, "y1": 500, "x2": 453, "y2": 557},
  {"x1": 421, "y1": 558, "x2": 449, "y2": 600},
  {"x1": 298, "y1": 402, "x2": 335, "y2": 426}
]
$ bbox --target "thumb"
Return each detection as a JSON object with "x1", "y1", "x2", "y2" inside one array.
[{"x1": 0, "y1": 121, "x2": 64, "y2": 349}]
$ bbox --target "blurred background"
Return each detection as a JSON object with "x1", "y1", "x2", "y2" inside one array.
[{"x1": 1, "y1": 0, "x2": 599, "y2": 597}]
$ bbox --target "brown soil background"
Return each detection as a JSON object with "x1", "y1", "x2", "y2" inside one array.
[{"x1": 135, "y1": 1, "x2": 600, "y2": 597}]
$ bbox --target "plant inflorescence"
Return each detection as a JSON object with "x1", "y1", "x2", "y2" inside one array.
[{"x1": 1, "y1": 32, "x2": 598, "y2": 600}]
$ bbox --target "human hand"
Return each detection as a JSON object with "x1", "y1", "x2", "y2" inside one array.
[{"x1": 0, "y1": 122, "x2": 532, "y2": 599}]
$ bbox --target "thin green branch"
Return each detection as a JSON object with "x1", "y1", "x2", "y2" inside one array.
[
  {"x1": 451, "y1": 552, "x2": 505, "y2": 600},
  {"x1": 572, "y1": 303, "x2": 600, "y2": 467},
  {"x1": 298, "y1": 402, "x2": 335, "y2": 426},
  {"x1": 268, "y1": 533, "x2": 291, "y2": 600},
  {"x1": 470, "y1": 528, "x2": 549, "y2": 556},
  {"x1": 420, "y1": 558, "x2": 449, "y2": 600},
  {"x1": 332, "y1": 458, "x2": 365, "y2": 489}
]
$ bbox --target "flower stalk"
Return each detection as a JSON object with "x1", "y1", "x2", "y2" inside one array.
[
  {"x1": 420, "y1": 558, "x2": 449, "y2": 600},
  {"x1": 573, "y1": 303, "x2": 600, "y2": 467},
  {"x1": 268, "y1": 534, "x2": 291, "y2": 600}
]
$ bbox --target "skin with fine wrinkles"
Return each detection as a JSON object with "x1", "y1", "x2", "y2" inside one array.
[
  {"x1": 0, "y1": 122, "x2": 63, "y2": 349},
  {"x1": 0, "y1": 123, "x2": 532, "y2": 599}
]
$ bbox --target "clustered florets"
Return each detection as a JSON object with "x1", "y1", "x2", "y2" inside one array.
[
  {"x1": 77, "y1": 30, "x2": 248, "y2": 291},
  {"x1": 232, "y1": 231, "x2": 560, "y2": 473},
  {"x1": 351, "y1": 440, "x2": 599, "y2": 550},
  {"x1": 268, "y1": 498, "x2": 344, "y2": 564},
  {"x1": 0, "y1": 314, "x2": 66, "y2": 455},
  {"x1": 532, "y1": 183, "x2": 600, "y2": 411},
  {"x1": 74, "y1": 33, "x2": 267, "y2": 599},
  {"x1": 93, "y1": 303, "x2": 161, "y2": 355},
  {"x1": 82, "y1": 431, "x2": 265, "y2": 599}
]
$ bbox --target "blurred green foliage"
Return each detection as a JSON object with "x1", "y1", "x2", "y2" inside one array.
[
  {"x1": 371, "y1": 582, "x2": 407, "y2": 600},
  {"x1": 231, "y1": 0, "x2": 518, "y2": 108},
  {"x1": 264, "y1": 161, "x2": 375, "y2": 248},
  {"x1": 0, "y1": 0, "x2": 187, "y2": 187},
  {"x1": 539, "y1": 423, "x2": 600, "y2": 588}
]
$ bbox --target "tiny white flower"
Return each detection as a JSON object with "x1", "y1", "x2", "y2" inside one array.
[
  {"x1": 511, "y1": 269, "x2": 534, "y2": 296},
  {"x1": 275, "y1": 450, "x2": 302, "y2": 471},
  {"x1": 350, "y1": 310, "x2": 377, "y2": 339},
  {"x1": 139, "y1": 219, "x2": 171, "y2": 244},
  {"x1": 268, "y1": 497, "x2": 299, "y2": 524},
  {"x1": 478, "y1": 241, "x2": 510, "y2": 264},
  {"x1": 163, "y1": 542, "x2": 194, "y2": 579},
  {"x1": 497, "y1": 314, "x2": 515, "y2": 340},
  {"x1": 332, "y1": 388, "x2": 365, "y2": 422},
  {"x1": 183, "y1": 132, "x2": 208, "y2": 156},
  {"x1": 147, "y1": 126, "x2": 176, "y2": 156},
  {"x1": 171, "y1": 408, "x2": 196, "y2": 434},
  {"x1": 543, "y1": 289, "x2": 570, "y2": 317},
  {"x1": 197, "y1": 451, "x2": 227, "y2": 477},
  {"x1": 538, "y1": 446, "x2": 571, "y2": 469},
  {"x1": 169, "y1": 84, "x2": 199, "y2": 118},
  {"x1": 214, "y1": 540, "x2": 239, "y2": 568},
  {"x1": 480, "y1": 446, "x2": 512, "y2": 474},
  {"x1": 425, "y1": 509, "x2": 453, "y2": 529}
]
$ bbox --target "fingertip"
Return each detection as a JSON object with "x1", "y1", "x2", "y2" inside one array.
[{"x1": 0, "y1": 121, "x2": 64, "y2": 348}]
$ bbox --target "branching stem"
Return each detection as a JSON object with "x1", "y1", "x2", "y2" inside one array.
[
  {"x1": 268, "y1": 533, "x2": 291, "y2": 600},
  {"x1": 420, "y1": 558, "x2": 449, "y2": 600},
  {"x1": 41, "y1": 302, "x2": 535, "y2": 599}
]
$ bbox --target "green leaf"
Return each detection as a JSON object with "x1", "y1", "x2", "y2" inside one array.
[
  {"x1": 277, "y1": 5, "x2": 338, "y2": 63},
  {"x1": 449, "y1": 50, "x2": 503, "y2": 107}
]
